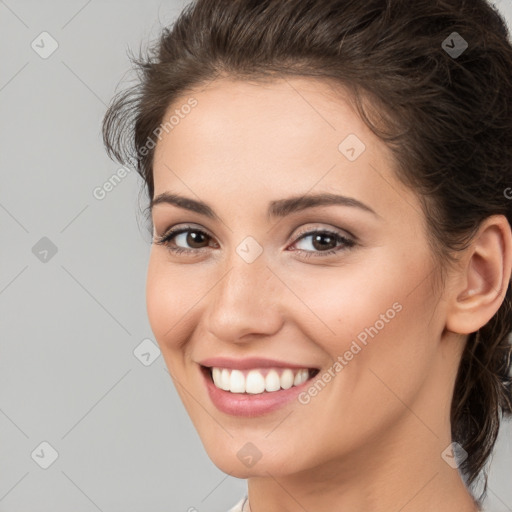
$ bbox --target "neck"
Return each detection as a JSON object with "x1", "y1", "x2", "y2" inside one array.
[{"x1": 245, "y1": 412, "x2": 480, "y2": 512}]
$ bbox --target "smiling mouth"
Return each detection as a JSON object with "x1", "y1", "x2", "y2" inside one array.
[{"x1": 201, "y1": 365, "x2": 320, "y2": 395}]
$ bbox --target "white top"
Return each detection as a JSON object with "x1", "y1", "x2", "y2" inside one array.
[{"x1": 227, "y1": 496, "x2": 249, "y2": 512}]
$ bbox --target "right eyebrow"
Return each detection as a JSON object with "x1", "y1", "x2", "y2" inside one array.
[{"x1": 150, "y1": 192, "x2": 220, "y2": 220}]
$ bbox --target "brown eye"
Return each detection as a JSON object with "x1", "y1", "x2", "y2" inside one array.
[
  {"x1": 155, "y1": 227, "x2": 214, "y2": 253},
  {"x1": 292, "y1": 229, "x2": 355, "y2": 255},
  {"x1": 184, "y1": 230, "x2": 210, "y2": 248},
  {"x1": 310, "y1": 233, "x2": 338, "y2": 251}
]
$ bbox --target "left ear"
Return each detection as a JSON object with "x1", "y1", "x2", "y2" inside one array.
[{"x1": 445, "y1": 214, "x2": 512, "y2": 335}]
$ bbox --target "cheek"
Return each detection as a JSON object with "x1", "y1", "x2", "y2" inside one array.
[
  {"x1": 277, "y1": 263, "x2": 439, "y2": 456},
  {"x1": 280, "y1": 258, "x2": 411, "y2": 346},
  {"x1": 145, "y1": 254, "x2": 200, "y2": 347},
  {"x1": 285, "y1": 254, "x2": 438, "y2": 384}
]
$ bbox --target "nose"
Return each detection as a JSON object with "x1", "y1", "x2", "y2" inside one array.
[{"x1": 203, "y1": 255, "x2": 284, "y2": 343}]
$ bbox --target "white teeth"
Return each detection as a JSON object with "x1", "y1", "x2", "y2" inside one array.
[
  {"x1": 265, "y1": 370, "x2": 281, "y2": 392},
  {"x1": 280, "y1": 369, "x2": 294, "y2": 389},
  {"x1": 246, "y1": 370, "x2": 266, "y2": 394},
  {"x1": 212, "y1": 367, "x2": 221, "y2": 387},
  {"x1": 294, "y1": 369, "x2": 308, "y2": 386},
  {"x1": 210, "y1": 367, "x2": 311, "y2": 394},
  {"x1": 221, "y1": 369, "x2": 231, "y2": 391},
  {"x1": 230, "y1": 369, "x2": 245, "y2": 393}
]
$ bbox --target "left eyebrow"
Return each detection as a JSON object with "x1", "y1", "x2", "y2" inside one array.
[
  {"x1": 268, "y1": 193, "x2": 380, "y2": 219},
  {"x1": 149, "y1": 191, "x2": 380, "y2": 219}
]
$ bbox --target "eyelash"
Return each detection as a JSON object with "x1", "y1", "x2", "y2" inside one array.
[{"x1": 154, "y1": 224, "x2": 356, "y2": 259}]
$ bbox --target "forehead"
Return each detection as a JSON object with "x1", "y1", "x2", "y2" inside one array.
[
  {"x1": 154, "y1": 77, "x2": 371, "y2": 166},
  {"x1": 151, "y1": 77, "x2": 419, "y2": 219}
]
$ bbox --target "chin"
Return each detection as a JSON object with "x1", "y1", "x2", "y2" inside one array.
[{"x1": 203, "y1": 441, "x2": 299, "y2": 478}]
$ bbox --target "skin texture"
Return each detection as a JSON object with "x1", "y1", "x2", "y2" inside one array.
[{"x1": 146, "y1": 77, "x2": 512, "y2": 512}]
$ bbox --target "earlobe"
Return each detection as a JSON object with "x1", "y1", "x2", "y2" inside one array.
[{"x1": 446, "y1": 215, "x2": 512, "y2": 335}]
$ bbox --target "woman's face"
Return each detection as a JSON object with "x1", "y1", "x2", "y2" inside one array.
[{"x1": 147, "y1": 77, "x2": 460, "y2": 478}]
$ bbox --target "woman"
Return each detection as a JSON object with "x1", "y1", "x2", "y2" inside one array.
[{"x1": 102, "y1": 0, "x2": 512, "y2": 510}]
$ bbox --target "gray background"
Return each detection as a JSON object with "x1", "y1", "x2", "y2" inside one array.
[{"x1": 0, "y1": 1, "x2": 511, "y2": 511}]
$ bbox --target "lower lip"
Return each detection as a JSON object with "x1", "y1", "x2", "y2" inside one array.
[{"x1": 201, "y1": 366, "x2": 315, "y2": 417}]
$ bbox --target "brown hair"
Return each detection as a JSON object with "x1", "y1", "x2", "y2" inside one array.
[{"x1": 102, "y1": 0, "x2": 512, "y2": 501}]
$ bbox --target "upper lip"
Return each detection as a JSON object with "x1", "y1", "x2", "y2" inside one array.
[{"x1": 198, "y1": 357, "x2": 318, "y2": 370}]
